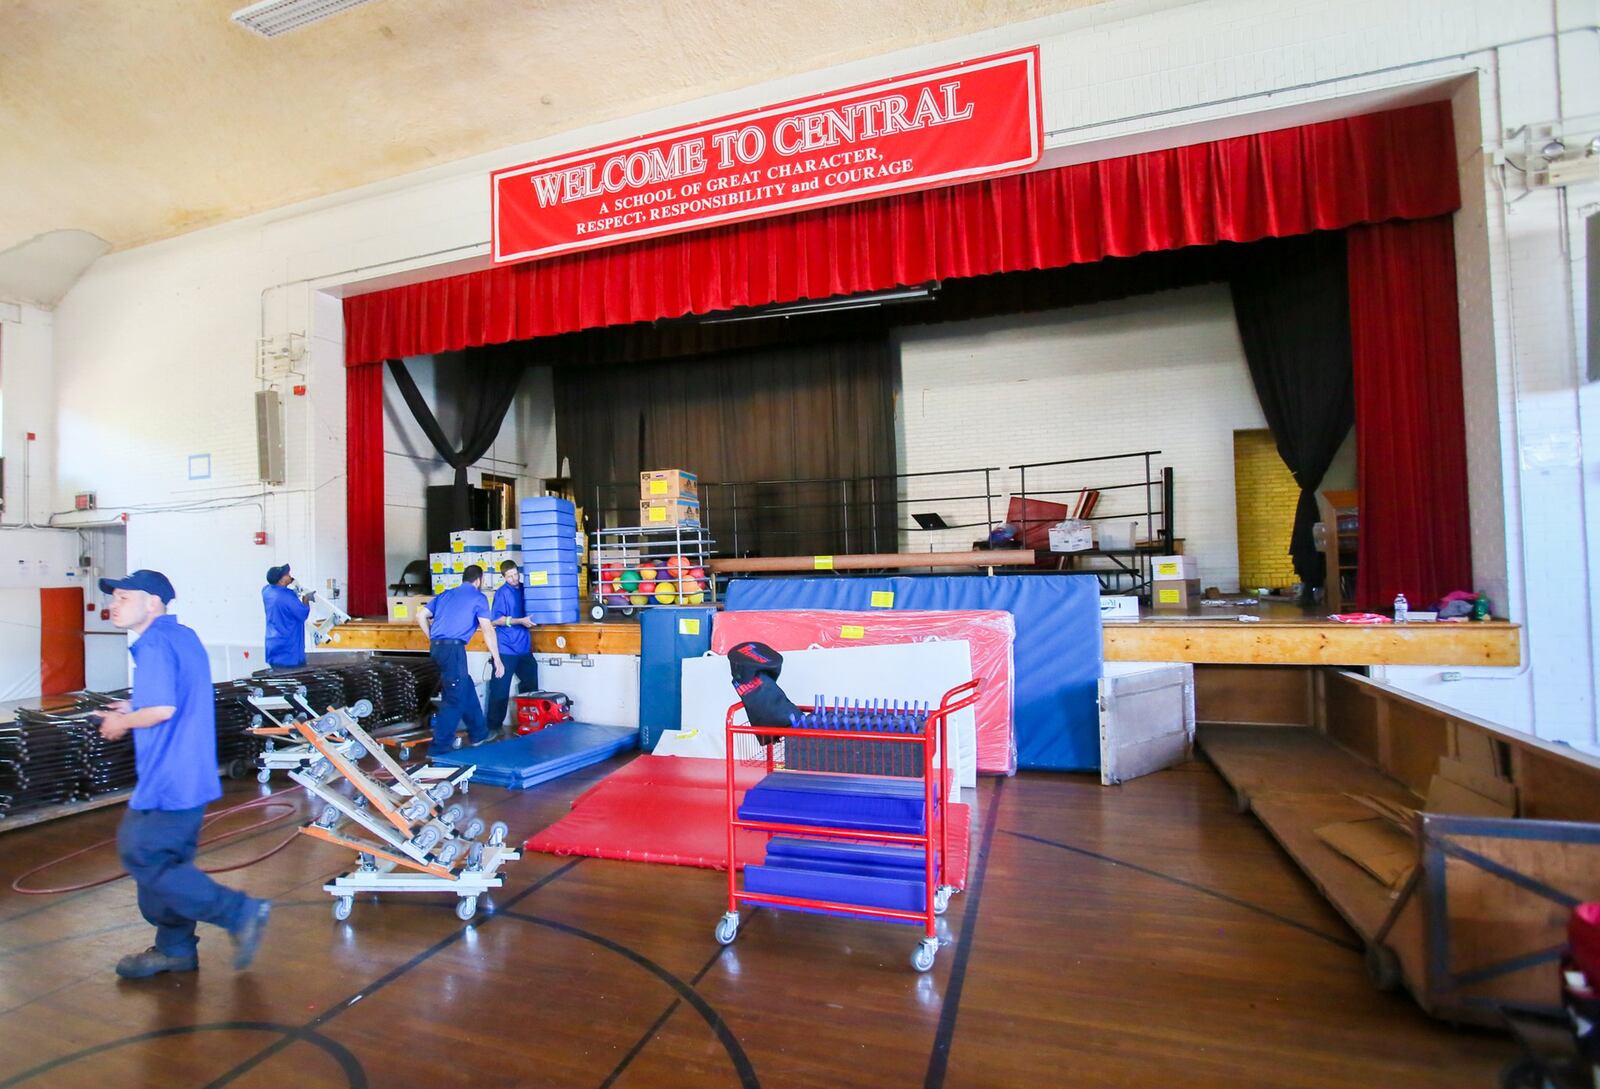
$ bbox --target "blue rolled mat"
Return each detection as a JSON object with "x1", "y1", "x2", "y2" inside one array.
[
  {"x1": 723, "y1": 574, "x2": 1103, "y2": 772},
  {"x1": 432, "y1": 722, "x2": 635, "y2": 789}
]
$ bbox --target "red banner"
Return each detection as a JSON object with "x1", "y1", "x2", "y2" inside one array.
[{"x1": 491, "y1": 48, "x2": 1041, "y2": 264}]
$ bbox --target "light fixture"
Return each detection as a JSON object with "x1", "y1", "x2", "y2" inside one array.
[
  {"x1": 696, "y1": 284, "x2": 940, "y2": 325},
  {"x1": 231, "y1": 0, "x2": 375, "y2": 38},
  {"x1": 1542, "y1": 138, "x2": 1568, "y2": 159}
]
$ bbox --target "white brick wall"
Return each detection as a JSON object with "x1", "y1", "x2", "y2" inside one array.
[{"x1": 897, "y1": 285, "x2": 1266, "y2": 590}]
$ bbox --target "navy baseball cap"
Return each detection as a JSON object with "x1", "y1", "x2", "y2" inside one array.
[
  {"x1": 99, "y1": 570, "x2": 176, "y2": 604},
  {"x1": 266, "y1": 564, "x2": 292, "y2": 585}
]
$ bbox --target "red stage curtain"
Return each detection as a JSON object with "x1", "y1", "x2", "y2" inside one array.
[
  {"x1": 344, "y1": 102, "x2": 1459, "y2": 365},
  {"x1": 1348, "y1": 216, "x2": 1472, "y2": 608},
  {"x1": 346, "y1": 361, "x2": 387, "y2": 616}
]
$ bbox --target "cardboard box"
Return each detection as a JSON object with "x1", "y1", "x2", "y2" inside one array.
[
  {"x1": 1151, "y1": 555, "x2": 1198, "y2": 581},
  {"x1": 428, "y1": 551, "x2": 455, "y2": 574},
  {"x1": 387, "y1": 594, "x2": 432, "y2": 623},
  {"x1": 490, "y1": 532, "x2": 522, "y2": 551},
  {"x1": 1314, "y1": 819, "x2": 1415, "y2": 887},
  {"x1": 1048, "y1": 522, "x2": 1093, "y2": 553},
  {"x1": 1151, "y1": 579, "x2": 1200, "y2": 610},
  {"x1": 449, "y1": 530, "x2": 494, "y2": 552},
  {"x1": 640, "y1": 468, "x2": 698, "y2": 500},
  {"x1": 640, "y1": 496, "x2": 702, "y2": 526},
  {"x1": 1099, "y1": 595, "x2": 1140, "y2": 621}
]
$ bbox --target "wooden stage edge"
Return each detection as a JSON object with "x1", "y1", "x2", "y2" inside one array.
[{"x1": 326, "y1": 615, "x2": 1520, "y2": 667}]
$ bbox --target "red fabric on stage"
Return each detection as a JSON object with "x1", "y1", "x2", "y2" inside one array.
[
  {"x1": 525, "y1": 755, "x2": 972, "y2": 888},
  {"x1": 1347, "y1": 216, "x2": 1472, "y2": 608},
  {"x1": 344, "y1": 102, "x2": 1458, "y2": 365},
  {"x1": 345, "y1": 361, "x2": 387, "y2": 617}
]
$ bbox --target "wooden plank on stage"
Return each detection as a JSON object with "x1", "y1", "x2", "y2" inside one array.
[
  {"x1": 1105, "y1": 619, "x2": 1520, "y2": 666},
  {"x1": 325, "y1": 622, "x2": 641, "y2": 656},
  {"x1": 710, "y1": 550, "x2": 1037, "y2": 573},
  {"x1": 1197, "y1": 723, "x2": 1420, "y2": 810}
]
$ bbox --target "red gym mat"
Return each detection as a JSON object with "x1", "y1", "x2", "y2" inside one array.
[{"x1": 524, "y1": 755, "x2": 972, "y2": 888}]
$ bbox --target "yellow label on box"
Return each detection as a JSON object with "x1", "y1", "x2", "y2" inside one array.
[
  {"x1": 813, "y1": 555, "x2": 834, "y2": 570},
  {"x1": 840, "y1": 625, "x2": 865, "y2": 639},
  {"x1": 650, "y1": 480, "x2": 668, "y2": 495},
  {"x1": 678, "y1": 618, "x2": 701, "y2": 636},
  {"x1": 393, "y1": 604, "x2": 409, "y2": 618},
  {"x1": 649, "y1": 507, "x2": 666, "y2": 522},
  {"x1": 1158, "y1": 588, "x2": 1180, "y2": 604},
  {"x1": 451, "y1": 541, "x2": 465, "y2": 553},
  {"x1": 1156, "y1": 561, "x2": 1181, "y2": 576},
  {"x1": 527, "y1": 571, "x2": 549, "y2": 586},
  {"x1": 431, "y1": 559, "x2": 445, "y2": 573},
  {"x1": 870, "y1": 591, "x2": 895, "y2": 608}
]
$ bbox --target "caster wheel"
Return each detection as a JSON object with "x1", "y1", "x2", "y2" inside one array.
[
  {"x1": 256, "y1": 769, "x2": 272, "y2": 784},
  {"x1": 438, "y1": 842, "x2": 462, "y2": 866},
  {"x1": 318, "y1": 804, "x2": 340, "y2": 828},
  {"x1": 463, "y1": 818, "x2": 485, "y2": 840},
  {"x1": 466, "y1": 843, "x2": 485, "y2": 871},
  {"x1": 398, "y1": 745, "x2": 412, "y2": 761},
  {"x1": 934, "y1": 888, "x2": 952, "y2": 916},
  {"x1": 590, "y1": 603, "x2": 607, "y2": 622},
  {"x1": 227, "y1": 759, "x2": 248, "y2": 780},
  {"x1": 357, "y1": 853, "x2": 376, "y2": 872},
  {"x1": 456, "y1": 896, "x2": 479, "y2": 921},
  {"x1": 430, "y1": 782, "x2": 455, "y2": 803},
  {"x1": 911, "y1": 940, "x2": 937, "y2": 973},
  {"x1": 400, "y1": 800, "x2": 428, "y2": 822},
  {"x1": 412, "y1": 825, "x2": 441, "y2": 851},
  {"x1": 333, "y1": 896, "x2": 353, "y2": 922},
  {"x1": 354, "y1": 795, "x2": 368, "y2": 809},
  {"x1": 1364, "y1": 942, "x2": 1402, "y2": 992},
  {"x1": 621, "y1": 607, "x2": 635, "y2": 617},
  {"x1": 442, "y1": 804, "x2": 465, "y2": 825},
  {"x1": 488, "y1": 821, "x2": 508, "y2": 847},
  {"x1": 310, "y1": 758, "x2": 331, "y2": 779},
  {"x1": 347, "y1": 742, "x2": 367, "y2": 760},
  {"x1": 714, "y1": 913, "x2": 740, "y2": 946}
]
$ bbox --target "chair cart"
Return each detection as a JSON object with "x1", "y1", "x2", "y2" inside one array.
[{"x1": 715, "y1": 679, "x2": 980, "y2": 972}]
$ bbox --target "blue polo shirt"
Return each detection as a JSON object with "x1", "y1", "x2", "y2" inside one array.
[
  {"x1": 427, "y1": 583, "x2": 491, "y2": 642},
  {"x1": 491, "y1": 581, "x2": 532, "y2": 656},
  {"x1": 262, "y1": 583, "x2": 309, "y2": 667},
  {"x1": 128, "y1": 615, "x2": 222, "y2": 812}
]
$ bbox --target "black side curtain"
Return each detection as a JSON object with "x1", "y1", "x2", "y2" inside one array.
[
  {"x1": 1229, "y1": 231, "x2": 1355, "y2": 589},
  {"x1": 388, "y1": 341, "x2": 527, "y2": 531},
  {"x1": 554, "y1": 336, "x2": 899, "y2": 558}
]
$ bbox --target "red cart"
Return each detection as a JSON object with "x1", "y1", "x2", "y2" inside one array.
[{"x1": 715, "y1": 679, "x2": 980, "y2": 971}]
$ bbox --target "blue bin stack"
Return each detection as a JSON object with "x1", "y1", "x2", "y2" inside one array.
[{"x1": 519, "y1": 497, "x2": 580, "y2": 624}]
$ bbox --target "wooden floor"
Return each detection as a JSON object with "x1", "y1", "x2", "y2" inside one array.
[{"x1": 0, "y1": 757, "x2": 1513, "y2": 1088}]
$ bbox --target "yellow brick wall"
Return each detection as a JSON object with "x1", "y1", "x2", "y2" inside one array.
[{"x1": 1233, "y1": 429, "x2": 1300, "y2": 591}]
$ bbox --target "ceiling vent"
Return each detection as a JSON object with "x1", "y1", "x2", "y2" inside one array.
[{"x1": 231, "y1": 0, "x2": 375, "y2": 38}]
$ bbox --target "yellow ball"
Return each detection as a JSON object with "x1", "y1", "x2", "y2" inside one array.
[
  {"x1": 685, "y1": 591, "x2": 705, "y2": 604},
  {"x1": 629, "y1": 593, "x2": 649, "y2": 606},
  {"x1": 654, "y1": 581, "x2": 677, "y2": 604},
  {"x1": 637, "y1": 565, "x2": 658, "y2": 582}
]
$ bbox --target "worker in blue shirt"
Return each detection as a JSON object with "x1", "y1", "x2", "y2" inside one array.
[
  {"x1": 96, "y1": 570, "x2": 272, "y2": 979},
  {"x1": 416, "y1": 564, "x2": 503, "y2": 758},
  {"x1": 262, "y1": 563, "x2": 311, "y2": 669},
  {"x1": 485, "y1": 559, "x2": 539, "y2": 737}
]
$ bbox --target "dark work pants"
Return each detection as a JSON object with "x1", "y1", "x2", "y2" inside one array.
[
  {"x1": 430, "y1": 640, "x2": 486, "y2": 756},
  {"x1": 117, "y1": 805, "x2": 249, "y2": 958},
  {"x1": 485, "y1": 652, "x2": 541, "y2": 732}
]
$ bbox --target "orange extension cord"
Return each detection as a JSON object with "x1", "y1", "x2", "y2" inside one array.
[{"x1": 10, "y1": 791, "x2": 306, "y2": 896}]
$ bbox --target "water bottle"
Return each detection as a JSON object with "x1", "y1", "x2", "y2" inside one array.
[{"x1": 1393, "y1": 593, "x2": 1409, "y2": 623}]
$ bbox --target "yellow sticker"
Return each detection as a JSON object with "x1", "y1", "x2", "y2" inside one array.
[
  {"x1": 1156, "y1": 561, "x2": 1180, "y2": 576},
  {"x1": 813, "y1": 555, "x2": 834, "y2": 570},
  {"x1": 393, "y1": 604, "x2": 409, "y2": 618},
  {"x1": 870, "y1": 591, "x2": 894, "y2": 608},
  {"x1": 1158, "y1": 588, "x2": 1180, "y2": 604},
  {"x1": 451, "y1": 541, "x2": 465, "y2": 553},
  {"x1": 650, "y1": 480, "x2": 668, "y2": 495},
  {"x1": 527, "y1": 571, "x2": 549, "y2": 586},
  {"x1": 678, "y1": 617, "x2": 701, "y2": 636},
  {"x1": 840, "y1": 625, "x2": 865, "y2": 639},
  {"x1": 649, "y1": 507, "x2": 666, "y2": 522}
]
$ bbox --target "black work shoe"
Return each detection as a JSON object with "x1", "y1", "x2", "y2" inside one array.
[
  {"x1": 231, "y1": 900, "x2": 272, "y2": 970},
  {"x1": 115, "y1": 946, "x2": 198, "y2": 979}
]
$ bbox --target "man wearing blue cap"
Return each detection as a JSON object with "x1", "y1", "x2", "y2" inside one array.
[
  {"x1": 95, "y1": 570, "x2": 272, "y2": 979},
  {"x1": 416, "y1": 564, "x2": 503, "y2": 757},
  {"x1": 262, "y1": 563, "x2": 311, "y2": 669},
  {"x1": 485, "y1": 559, "x2": 538, "y2": 738}
]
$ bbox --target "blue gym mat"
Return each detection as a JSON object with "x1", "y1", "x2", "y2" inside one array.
[
  {"x1": 638, "y1": 607, "x2": 714, "y2": 751},
  {"x1": 722, "y1": 574, "x2": 1103, "y2": 772},
  {"x1": 432, "y1": 722, "x2": 637, "y2": 789}
]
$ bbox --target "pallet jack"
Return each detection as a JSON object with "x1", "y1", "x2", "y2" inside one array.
[{"x1": 288, "y1": 700, "x2": 519, "y2": 922}]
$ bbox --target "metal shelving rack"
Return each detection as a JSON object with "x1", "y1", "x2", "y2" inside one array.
[{"x1": 588, "y1": 523, "x2": 718, "y2": 620}]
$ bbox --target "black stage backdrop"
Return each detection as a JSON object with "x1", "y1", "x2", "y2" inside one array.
[{"x1": 554, "y1": 336, "x2": 899, "y2": 558}]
